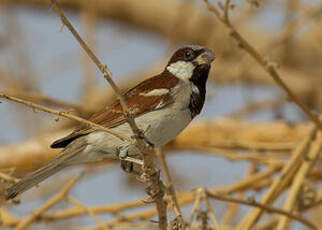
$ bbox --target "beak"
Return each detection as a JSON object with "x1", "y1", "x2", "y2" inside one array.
[{"x1": 195, "y1": 48, "x2": 215, "y2": 65}]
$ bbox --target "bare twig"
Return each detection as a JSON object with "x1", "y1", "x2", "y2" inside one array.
[
  {"x1": 237, "y1": 126, "x2": 316, "y2": 229},
  {"x1": 276, "y1": 131, "x2": 322, "y2": 230},
  {"x1": 6, "y1": 89, "x2": 87, "y2": 112},
  {"x1": 13, "y1": 173, "x2": 83, "y2": 230},
  {"x1": 201, "y1": 188, "x2": 221, "y2": 230},
  {"x1": 0, "y1": 172, "x2": 20, "y2": 183},
  {"x1": 49, "y1": 0, "x2": 144, "y2": 140},
  {"x1": 156, "y1": 148, "x2": 185, "y2": 228},
  {"x1": 2, "y1": 166, "x2": 278, "y2": 228},
  {"x1": 80, "y1": 0, "x2": 98, "y2": 97},
  {"x1": 221, "y1": 161, "x2": 258, "y2": 225},
  {"x1": 0, "y1": 92, "x2": 132, "y2": 142},
  {"x1": 48, "y1": 1, "x2": 167, "y2": 229},
  {"x1": 67, "y1": 195, "x2": 109, "y2": 230},
  {"x1": 189, "y1": 187, "x2": 221, "y2": 229},
  {"x1": 206, "y1": 191, "x2": 317, "y2": 230},
  {"x1": 203, "y1": 0, "x2": 322, "y2": 131}
]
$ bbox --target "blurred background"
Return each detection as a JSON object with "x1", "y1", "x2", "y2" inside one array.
[{"x1": 0, "y1": 0, "x2": 321, "y2": 229}]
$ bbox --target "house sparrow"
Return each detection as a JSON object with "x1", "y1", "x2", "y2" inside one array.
[{"x1": 6, "y1": 45, "x2": 215, "y2": 200}]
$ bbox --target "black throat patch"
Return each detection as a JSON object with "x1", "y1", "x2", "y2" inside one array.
[{"x1": 188, "y1": 65, "x2": 210, "y2": 118}]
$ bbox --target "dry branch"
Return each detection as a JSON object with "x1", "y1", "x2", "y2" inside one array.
[
  {"x1": 12, "y1": 173, "x2": 82, "y2": 230},
  {"x1": 1, "y1": 165, "x2": 279, "y2": 228},
  {"x1": 206, "y1": 190, "x2": 317, "y2": 230},
  {"x1": 0, "y1": 118, "x2": 311, "y2": 174},
  {"x1": 276, "y1": 131, "x2": 321, "y2": 229},
  {"x1": 0, "y1": 92, "x2": 131, "y2": 142},
  {"x1": 1, "y1": 0, "x2": 322, "y2": 229},
  {"x1": 48, "y1": 1, "x2": 167, "y2": 229},
  {"x1": 237, "y1": 126, "x2": 316, "y2": 229},
  {"x1": 0, "y1": 0, "x2": 219, "y2": 47},
  {"x1": 156, "y1": 148, "x2": 184, "y2": 228},
  {"x1": 204, "y1": 0, "x2": 322, "y2": 130}
]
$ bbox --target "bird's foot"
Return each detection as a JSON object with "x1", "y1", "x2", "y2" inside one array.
[{"x1": 120, "y1": 160, "x2": 133, "y2": 173}]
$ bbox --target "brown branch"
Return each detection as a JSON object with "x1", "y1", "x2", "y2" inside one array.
[
  {"x1": 67, "y1": 195, "x2": 108, "y2": 230},
  {"x1": 0, "y1": 118, "x2": 311, "y2": 174},
  {"x1": 206, "y1": 191, "x2": 317, "y2": 230},
  {"x1": 0, "y1": 92, "x2": 132, "y2": 142},
  {"x1": 203, "y1": 0, "x2": 322, "y2": 131},
  {"x1": 49, "y1": 0, "x2": 144, "y2": 139},
  {"x1": 80, "y1": 0, "x2": 98, "y2": 97},
  {"x1": 276, "y1": 131, "x2": 322, "y2": 229},
  {"x1": 48, "y1": 1, "x2": 167, "y2": 229},
  {"x1": 2, "y1": 165, "x2": 277, "y2": 228},
  {"x1": 5, "y1": 89, "x2": 87, "y2": 112},
  {"x1": 221, "y1": 161, "x2": 258, "y2": 225},
  {"x1": 0, "y1": 172, "x2": 20, "y2": 183},
  {"x1": 156, "y1": 148, "x2": 185, "y2": 228},
  {"x1": 12, "y1": 173, "x2": 83, "y2": 230},
  {"x1": 237, "y1": 126, "x2": 316, "y2": 229},
  {"x1": 84, "y1": 166, "x2": 277, "y2": 230},
  {"x1": 201, "y1": 188, "x2": 221, "y2": 229}
]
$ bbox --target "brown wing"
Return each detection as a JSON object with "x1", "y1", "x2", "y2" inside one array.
[{"x1": 51, "y1": 73, "x2": 179, "y2": 148}]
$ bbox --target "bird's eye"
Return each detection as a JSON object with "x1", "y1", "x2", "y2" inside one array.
[{"x1": 183, "y1": 49, "x2": 194, "y2": 60}]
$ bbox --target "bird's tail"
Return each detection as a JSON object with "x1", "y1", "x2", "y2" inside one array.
[{"x1": 6, "y1": 162, "x2": 65, "y2": 200}]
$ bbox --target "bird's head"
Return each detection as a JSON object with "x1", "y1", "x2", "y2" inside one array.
[{"x1": 166, "y1": 45, "x2": 215, "y2": 84}]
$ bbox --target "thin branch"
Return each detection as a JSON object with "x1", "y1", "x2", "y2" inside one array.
[
  {"x1": 13, "y1": 173, "x2": 83, "y2": 230},
  {"x1": 221, "y1": 161, "x2": 258, "y2": 225},
  {"x1": 203, "y1": 0, "x2": 322, "y2": 131},
  {"x1": 0, "y1": 92, "x2": 132, "y2": 142},
  {"x1": 6, "y1": 89, "x2": 87, "y2": 112},
  {"x1": 67, "y1": 195, "x2": 109, "y2": 230},
  {"x1": 206, "y1": 191, "x2": 317, "y2": 230},
  {"x1": 0, "y1": 172, "x2": 20, "y2": 183},
  {"x1": 2, "y1": 166, "x2": 277, "y2": 228},
  {"x1": 80, "y1": 0, "x2": 98, "y2": 97},
  {"x1": 189, "y1": 189, "x2": 202, "y2": 226},
  {"x1": 201, "y1": 188, "x2": 221, "y2": 230},
  {"x1": 156, "y1": 148, "x2": 185, "y2": 228},
  {"x1": 48, "y1": 1, "x2": 167, "y2": 229},
  {"x1": 49, "y1": 0, "x2": 144, "y2": 140},
  {"x1": 276, "y1": 131, "x2": 322, "y2": 229},
  {"x1": 190, "y1": 187, "x2": 221, "y2": 230},
  {"x1": 237, "y1": 126, "x2": 316, "y2": 229}
]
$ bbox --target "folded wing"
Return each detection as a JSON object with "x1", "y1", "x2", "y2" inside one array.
[{"x1": 51, "y1": 73, "x2": 179, "y2": 148}]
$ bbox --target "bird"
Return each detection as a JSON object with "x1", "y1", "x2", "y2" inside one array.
[{"x1": 6, "y1": 45, "x2": 215, "y2": 200}]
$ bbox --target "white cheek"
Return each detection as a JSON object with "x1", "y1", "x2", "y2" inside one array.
[{"x1": 166, "y1": 61, "x2": 194, "y2": 81}]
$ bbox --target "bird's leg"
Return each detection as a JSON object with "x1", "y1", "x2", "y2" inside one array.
[
  {"x1": 118, "y1": 146, "x2": 129, "y2": 159},
  {"x1": 120, "y1": 160, "x2": 133, "y2": 173},
  {"x1": 118, "y1": 146, "x2": 133, "y2": 173}
]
